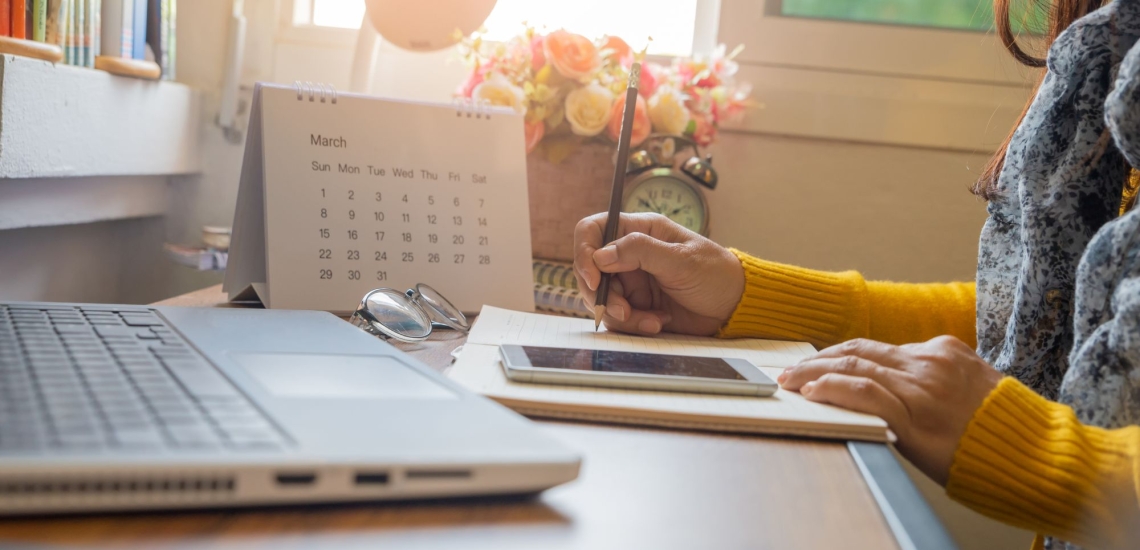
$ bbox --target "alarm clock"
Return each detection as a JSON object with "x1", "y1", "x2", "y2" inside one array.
[{"x1": 622, "y1": 135, "x2": 718, "y2": 236}]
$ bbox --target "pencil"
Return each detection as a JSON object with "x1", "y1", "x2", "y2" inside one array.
[{"x1": 594, "y1": 62, "x2": 641, "y2": 331}]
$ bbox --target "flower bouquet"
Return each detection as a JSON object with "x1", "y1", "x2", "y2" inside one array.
[{"x1": 456, "y1": 27, "x2": 752, "y2": 260}]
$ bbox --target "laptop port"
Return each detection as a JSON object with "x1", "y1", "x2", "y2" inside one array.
[
  {"x1": 405, "y1": 470, "x2": 471, "y2": 480},
  {"x1": 275, "y1": 473, "x2": 317, "y2": 486},
  {"x1": 353, "y1": 472, "x2": 390, "y2": 485}
]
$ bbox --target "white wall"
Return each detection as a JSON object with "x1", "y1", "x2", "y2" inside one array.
[{"x1": 710, "y1": 134, "x2": 990, "y2": 281}]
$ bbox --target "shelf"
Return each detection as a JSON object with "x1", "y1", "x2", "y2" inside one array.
[
  {"x1": 0, "y1": 176, "x2": 168, "y2": 231},
  {"x1": 0, "y1": 54, "x2": 201, "y2": 178}
]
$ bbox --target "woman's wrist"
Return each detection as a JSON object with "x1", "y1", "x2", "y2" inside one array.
[{"x1": 716, "y1": 250, "x2": 869, "y2": 347}]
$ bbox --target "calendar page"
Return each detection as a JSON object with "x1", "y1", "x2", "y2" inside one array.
[{"x1": 240, "y1": 83, "x2": 534, "y2": 314}]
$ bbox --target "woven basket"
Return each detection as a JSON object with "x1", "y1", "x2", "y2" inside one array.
[{"x1": 526, "y1": 141, "x2": 615, "y2": 261}]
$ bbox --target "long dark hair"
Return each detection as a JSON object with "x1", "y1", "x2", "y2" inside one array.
[{"x1": 974, "y1": 0, "x2": 1108, "y2": 199}]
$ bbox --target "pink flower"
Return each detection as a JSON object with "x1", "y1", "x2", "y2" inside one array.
[
  {"x1": 689, "y1": 114, "x2": 716, "y2": 147},
  {"x1": 694, "y1": 71, "x2": 720, "y2": 89},
  {"x1": 524, "y1": 119, "x2": 545, "y2": 154},
  {"x1": 638, "y1": 63, "x2": 661, "y2": 99},
  {"x1": 457, "y1": 61, "x2": 494, "y2": 98},
  {"x1": 607, "y1": 93, "x2": 651, "y2": 147},
  {"x1": 530, "y1": 35, "x2": 546, "y2": 73}
]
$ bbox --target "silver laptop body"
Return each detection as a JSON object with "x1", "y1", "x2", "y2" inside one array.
[{"x1": 0, "y1": 302, "x2": 580, "y2": 515}]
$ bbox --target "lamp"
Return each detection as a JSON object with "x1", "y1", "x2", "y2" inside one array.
[{"x1": 350, "y1": 0, "x2": 498, "y2": 93}]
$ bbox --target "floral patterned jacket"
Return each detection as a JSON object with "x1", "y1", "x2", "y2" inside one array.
[{"x1": 975, "y1": 0, "x2": 1140, "y2": 547}]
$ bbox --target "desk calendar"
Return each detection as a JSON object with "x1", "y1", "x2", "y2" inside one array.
[{"x1": 224, "y1": 82, "x2": 535, "y2": 314}]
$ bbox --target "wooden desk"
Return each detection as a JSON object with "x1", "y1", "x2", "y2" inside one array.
[{"x1": 0, "y1": 286, "x2": 954, "y2": 549}]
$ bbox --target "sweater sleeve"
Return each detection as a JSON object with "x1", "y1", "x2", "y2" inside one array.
[
  {"x1": 717, "y1": 249, "x2": 976, "y2": 349},
  {"x1": 946, "y1": 378, "x2": 1140, "y2": 549}
]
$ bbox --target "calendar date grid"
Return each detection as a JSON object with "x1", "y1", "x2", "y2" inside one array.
[{"x1": 312, "y1": 182, "x2": 493, "y2": 284}]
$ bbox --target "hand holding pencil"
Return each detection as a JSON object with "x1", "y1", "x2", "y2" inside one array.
[
  {"x1": 578, "y1": 61, "x2": 744, "y2": 337},
  {"x1": 573, "y1": 211, "x2": 745, "y2": 337}
]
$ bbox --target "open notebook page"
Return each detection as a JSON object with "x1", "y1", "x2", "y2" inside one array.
[{"x1": 450, "y1": 306, "x2": 889, "y2": 442}]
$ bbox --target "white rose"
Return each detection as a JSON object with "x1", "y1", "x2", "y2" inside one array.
[
  {"x1": 648, "y1": 86, "x2": 691, "y2": 136},
  {"x1": 472, "y1": 73, "x2": 526, "y2": 113},
  {"x1": 564, "y1": 83, "x2": 614, "y2": 137}
]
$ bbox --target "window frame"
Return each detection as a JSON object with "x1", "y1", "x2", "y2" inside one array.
[{"x1": 722, "y1": 0, "x2": 1041, "y2": 86}]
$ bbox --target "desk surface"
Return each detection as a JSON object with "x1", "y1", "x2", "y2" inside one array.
[{"x1": 0, "y1": 286, "x2": 946, "y2": 549}]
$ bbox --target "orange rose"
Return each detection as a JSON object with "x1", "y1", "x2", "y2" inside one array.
[
  {"x1": 524, "y1": 119, "x2": 545, "y2": 154},
  {"x1": 606, "y1": 93, "x2": 651, "y2": 147},
  {"x1": 543, "y1": 30, "x2": 600, "y2": 82},
  {"x1": 600, "y1": 35, "x2": 633, "y2": 67}
]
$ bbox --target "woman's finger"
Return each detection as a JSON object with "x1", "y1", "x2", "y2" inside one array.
[
  {"x1": 573, "y1": 214, "x2": 607, "y2": 291},
  {"x1": 799, "y1": 373, "x2": 911, "y2": 434},
  {"x1": 602, "y1": 308, "x2": 672, "y2": 335},
  {"x1": 617, "y1": 270, "x2": 655, "y2": 310},
  {"x1": 807, "y1": 338, "x2": 908, "y2": 369},
  {"x1": 779, "y1": 355, "x2": 905, "y2": 393}
]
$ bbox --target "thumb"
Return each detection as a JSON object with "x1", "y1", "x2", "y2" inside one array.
[{"x1": 592, "y1": 232, "x2": 685, "y2": 278}]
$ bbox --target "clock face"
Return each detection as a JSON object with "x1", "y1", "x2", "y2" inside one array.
[{"x1": 622, "y1": 173, "x2": 707, "y2": 234}]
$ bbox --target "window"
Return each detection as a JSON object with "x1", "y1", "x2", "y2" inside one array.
[
  {"x1": 780, "y1": 0, "x2": 1044, "y2": 33},
  {"x1": 303, "y1": 0, "x2": 702, "y2": 56}
]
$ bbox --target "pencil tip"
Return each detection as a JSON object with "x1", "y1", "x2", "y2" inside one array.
[{"x1": 593, "y1": 305, "x2": 605, "y2": 331}]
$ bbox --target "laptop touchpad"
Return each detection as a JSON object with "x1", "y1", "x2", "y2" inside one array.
[{"x1": 232, "y1": 353, "x2": 457, "y2": 400}]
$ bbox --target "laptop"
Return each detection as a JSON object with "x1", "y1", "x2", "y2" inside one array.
[{"x1": 0, "y1": 301, "x2": 580, "y2": 514}]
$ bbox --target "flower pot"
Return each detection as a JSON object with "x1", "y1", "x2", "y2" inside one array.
[{"x1": 526, "y1": 141, "x2": 615, "y2": 261}]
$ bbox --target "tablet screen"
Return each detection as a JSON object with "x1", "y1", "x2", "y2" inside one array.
[{"x1": 519, "y1": 346, "x2": 746, "y2": 380}]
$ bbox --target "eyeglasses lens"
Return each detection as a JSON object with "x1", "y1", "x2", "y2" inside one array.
[
  {"x1": 415, "y1": 283, "x2": 469, "y2": 332},
  {"x1": 363, "y1": 289, "x2": 432, "y2": 339}
]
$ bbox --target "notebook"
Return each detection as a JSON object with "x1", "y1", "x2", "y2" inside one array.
[
  {"x1": 448, "y1": 306, "x2": 891, "y2": 442},
  {"x1": 223, "y1": 82, "x2": 535, "y2": 314}
]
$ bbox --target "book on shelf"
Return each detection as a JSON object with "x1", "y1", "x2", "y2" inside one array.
[
  {"x1": 11, "y1": 0, "x2": 25, "y2": 38},
  {"x1": 87, "y1": 0, "x2": 97, "y2": 66},
  {"x1": 144, "y1": 0, "x2": 157, "y2": 68},
  {"x1": 98, "y1": 0, "x2": 130, "y2": 57},
  {"x1": 160, "y1": 0, "x2": 170, "y2": 78},
  {"x1": 45, "y1": 0, "x2": 61, "y2": 44},
  {"x1": 74, "y1": 0, "x2": 83, "y2": 65},
  {"x1": 128, "y1": 0, "x2": 142, "y2": 58},
  {"x1": 143, "y1": 0, "x2": 173, "y2": 79},
  {"x1": 1, "y1": 0, "x2": 10, "y2": 37},
  {"x1": 31, "y1": 0, "x2": 43, "y2": 41}
]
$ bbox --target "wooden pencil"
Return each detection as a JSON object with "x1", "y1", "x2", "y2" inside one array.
[{"x1": 593, "y1": 62, "x2": 641, "y2": 331}]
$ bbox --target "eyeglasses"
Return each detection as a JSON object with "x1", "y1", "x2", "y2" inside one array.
[{"x1": 349, "y1": 284, "x2": 470, "y2": 343}]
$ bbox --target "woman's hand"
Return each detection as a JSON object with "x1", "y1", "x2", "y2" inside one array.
[
  {"x1": 778, "y1": 336, "x2": 1003, "y2": 484},
  {"x1": 573, "y1": 213, "x2": 745, "y2": 336}
]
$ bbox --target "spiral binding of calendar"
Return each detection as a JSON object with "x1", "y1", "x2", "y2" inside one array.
[
  {"x1": 293, "y1": 81, "x2": 339, "y2": 104},
  {"x1": 454, "y1": 97, "x2": 493, "y2": 119}
]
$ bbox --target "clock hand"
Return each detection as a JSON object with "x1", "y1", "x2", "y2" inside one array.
[
  {"x1": 638, "y1": 199, "x2": 653, "y2": 210},
  {"x1": 669, "y1": 204, "x2": 692, "y2": 216}
]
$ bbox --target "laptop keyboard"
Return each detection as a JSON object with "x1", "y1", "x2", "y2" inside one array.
[{"x1": 0, "y1": 304, "x2": 285, "y2": 453}]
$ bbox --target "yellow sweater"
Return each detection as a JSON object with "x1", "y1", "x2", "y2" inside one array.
[{"x1": 720, "y1": 250, "x2": 1140, "y2": 549}]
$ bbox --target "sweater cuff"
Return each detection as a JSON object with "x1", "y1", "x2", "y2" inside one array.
[
  {"x1": 947, "y1": 377, "x2": 1139, "y2": 549},
  {"x1": 717, "y1": 249, "x2": 869, "y2": 348}
]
